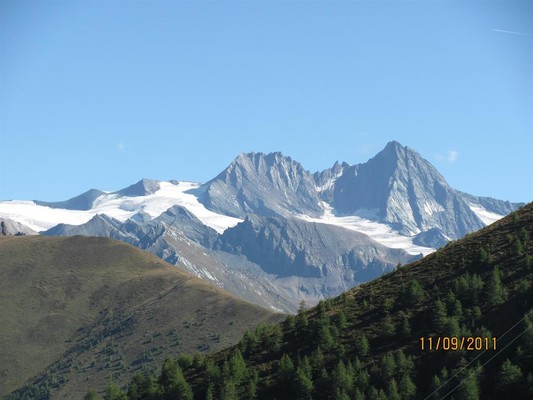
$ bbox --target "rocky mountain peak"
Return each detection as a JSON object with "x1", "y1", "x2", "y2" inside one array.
[
  {"x1": 197, "y1": 152, "x2": 323, "y2": 218},
  {"x1": 115, "y1": 179, "x2": 160, "y2": 197}
]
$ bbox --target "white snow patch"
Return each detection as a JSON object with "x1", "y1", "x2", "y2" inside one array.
[
  {"x1": 468, "y1": 203, "x2": 504, "y2": 226},
  {"x1": 422, "y1": 201, "x2": 445, "y2": 216},
  {"x1": 0, "y1": 181, "x2": 243, "y2": 234},
  {"x1": 296, "y1": 203, "x2": 435, "y2": 256}
]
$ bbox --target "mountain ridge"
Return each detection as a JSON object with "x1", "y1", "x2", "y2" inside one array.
[{"x1": 0, "y1": 142, "x2": 524, "y2": 312}]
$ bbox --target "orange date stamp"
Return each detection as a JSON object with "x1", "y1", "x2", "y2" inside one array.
[{"x1": 419, "y1": 336, "x2": 496, "y2": 351}]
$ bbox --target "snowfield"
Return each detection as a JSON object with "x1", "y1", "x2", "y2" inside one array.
[
  {"x1": 0, "y1": 181, "x2": 242, "y2": 234},
  {"x1": 0, "y1": 181, "x2": 506, "y2": 256},
  {"x1": 296, "y1": 203, "x2": 436, "y2": 256},
  {"x1": 468, "y1": 203, "x2": 505, "y2": 226}
]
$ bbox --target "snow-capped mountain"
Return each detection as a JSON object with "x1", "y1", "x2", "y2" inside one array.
[{"x1": 0, "y1": 142, "x2": 523, "y2": 312}]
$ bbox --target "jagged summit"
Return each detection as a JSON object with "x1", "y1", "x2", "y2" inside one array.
[
  {"x1": 196, "y1": 151, "x2": 323, "y2": 218},
  {"x1": 0, "y1": 142, "x2": 523, "y2": 314},
  {"x1": 329, "y1": 141, "x2": 485, "y2": 237},
  {"x1": 115, "y1": 178, "x2": 160, "y2": 197}
]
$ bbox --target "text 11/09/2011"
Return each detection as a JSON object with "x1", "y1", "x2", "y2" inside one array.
[{"x1": 419, "y1": 336, "x2": 496, "y2": 351}]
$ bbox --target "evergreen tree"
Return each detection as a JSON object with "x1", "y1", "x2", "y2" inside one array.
[
  {"x1": 400, "y1": 312, "x2": 411, "y2": 335},
  {"x1": 399, "y1": 374, "x2": 416, "y2": 399},
  {"x1": 205, "y1": 383, "x2": 215, "y2": 400},
  {"x1": 332, "y1": 360, "x2": 353, "y2": 395},
  {"x1": 455, "y1": 369, "x2": 480, "y2": 400},
  {"x1": 355, "y1": 333, "x2": 369, "y2": 357},
  {"x1": 498, "y1": 359, "x2": 523, "y2": 394},
  {"x1": 433, "y1": 299, "x2": 448, "y2": 331},
  {"x1": 386, "y1": 378, "x2": 401, "y2": 400},
  {"x1": 382, "y1": 314, "x2": 395, "y2": 336},
  {"x1": 337, "y1": 310, "x2": 347, "y2": 330},
  {"x1": 522, "y1": 310, "x2": 533, "y2": 348},
  {"x1": 380, "y1": 352, "x2": 396, "y2": 380},
  {"x1": 103, "y1": 383, "x2": 126, "y2": 400},
  {"x1": 318, "y1": 323, "x2": 334, "y2": 350},
  {"x1": 429, "y1": 374, "x2": 442, "y2": 399},
  {"x1": 245, "y1": 370, "x2": 259, "y2": 400},
  {"x1": 294, "y1": 358, "x2": 314, "y2": 399},
  {"x1": 278, "y1": 354, "x2": 295, "y2": 383},
  {"x1": 297, "y1": 301, "x2": 309, "y2": 332},
  {"x1": 220, "y1": 380, "x2": 238, "y2": 400},
  {"x1": 487, "y1": 267, "x2": 505, "y2": 306},
  {"x1": 205, "y1": 359, "x2": 220, "y2": 385},
  {"x1": 229, "y1": 349, "x2": 247, "y2": 384}
]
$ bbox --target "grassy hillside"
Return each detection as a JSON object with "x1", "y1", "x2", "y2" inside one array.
[
  {"x1": 86, "y1": 203, "x2": 533, "y2": 399},
  {"x1": 0, "y1": 236, "x2": 282, "y2": 399}
]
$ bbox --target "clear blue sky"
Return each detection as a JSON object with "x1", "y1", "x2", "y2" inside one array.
[{"x1": 1, "y1": 0, "x2": 532, "y2": 203}]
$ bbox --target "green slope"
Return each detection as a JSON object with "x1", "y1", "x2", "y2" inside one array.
[
  {"x1": 0, "y1": 235, "x2": 282, "y2": 399},
  {"x1": 86, "y1": 203, "x2": 533, "y2": 399}
]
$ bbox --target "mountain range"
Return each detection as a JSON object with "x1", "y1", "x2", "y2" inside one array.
[{"x1": 0, "y1": 141, "x2": 523, "y2": 312}]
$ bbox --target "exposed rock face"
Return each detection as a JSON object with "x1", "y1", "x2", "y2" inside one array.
[
  {"x1": 115, "y1": 179, "x2": 160, "y2": 197},
  {"x1": 0, "y1": 218, "x2": 37, "y2": 236},
  {"x1": 329, "y1": 141, "x2": 486, "y2": 238},
  {"x1": 9, "y1": 141, "x2": 524, "y2": 312},
  {"x1": 413, "y1": 228, "x2": 449, "y2": 248},
  {"x1": 217, "y1": 216, "x2": 417, "y2": 279},
  {"x1": 194, "y1": 152, "x2": 323, "y2": 218}
]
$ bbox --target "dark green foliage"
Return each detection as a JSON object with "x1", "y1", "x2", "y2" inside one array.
[
  {"x1": 354, "y1": 333, "x2": 369, "y2": 357},
  {"x1": 382, "y1": 314, "x2": 395, "y2": 336},
  {"x1": 220, "y1": 380, "x2": 238, "y2": 400},
  {"x1": 278, "y1": 354, "x2": 294, "y2": 384},
  {"x1": 245, "y1": 370, "x2": 259, "y2": 400},
  {"x1": 177, "y1": 353, "x2": 194, "y2": 370},
  {"x1": 486, "y1": 267, "x2": 505, "y2": 306},
  {"x1": 158, "y1": 358, "x2": 192, "y2": 400},
  {"x1": 497, "y1": 359, "x2": 523, "y2": 396},
  {"x1": 385, "y1": 378, "x2": 401, "y2": 400},
  {"x1": 229, "y1": 350, "x2": 247, "y2": 385},
  {"x1": 399, "y1": 312, "x2": 411, "y2": 335},
  {"x1": 398, "y1": 374, "x2": 416, "y2": 399},
  {"x1": 294, "y1": 357, "x2": 313, "y2": 399},
  {"x1": 400, "y1": 280, "x2": 425, "y2": 305},
  {"x1": 103, "y1": 383, "x2": 126, "y2": 400}
]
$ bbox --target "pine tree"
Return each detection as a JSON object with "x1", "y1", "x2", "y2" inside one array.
[
  {"x1": 498, "y1": 359, "x2": 523, "y2": 394},
  {"x1": 103, "y1": 383, "x2": 126, "y2": 400},
  {"x1": 455, "y1": 368, "x2": 480, "y2": 400},
  {"x1": 220, "y1": 380, "x2": 238, "y2": 400},
  {"x1": 294, "y1": 358, "x2": 314, "y2": 399},
  {"x1": 205, "y1": 383, "x2": 215, "y2": 400},
  {"x1": 400, "y1": 312, "x2": 411, "y2": 335},
  {"x1": 380, "y1": 352, "x2": 396, "y2": 380},
  {"x1": 278, "y1": 354, "x2": 295, "y2": 383},
  {"x1": 429, "y1": 374, "x2": 441, "y2": 399},
  {"x1": 433, "y1": 299, "x2": 447, "y2": 331},
  {"x1": 382, "y1": 314, "x2": 395, "y2": 336},
  {"x1": 386, "y1": 378, "x2": 401, "y2": 400},
  {"x1": 355, "y1": 333, "x2": 369, "y2": 357},
  {"x1": 399, "y1": 374, "x2": 416, "y2": 399},
  {"x1": 487, "y1": 267, "x2": 505, "y2": 306},
  {"x1": 245, "y1": 370, "x2": 259, "y2": 400},
  {"x1": 332, "y1": 360, "x2": 353, "y2": 394},
  {"x1": 229, "y1": 349, "x2": 247, "y2": 384}
]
